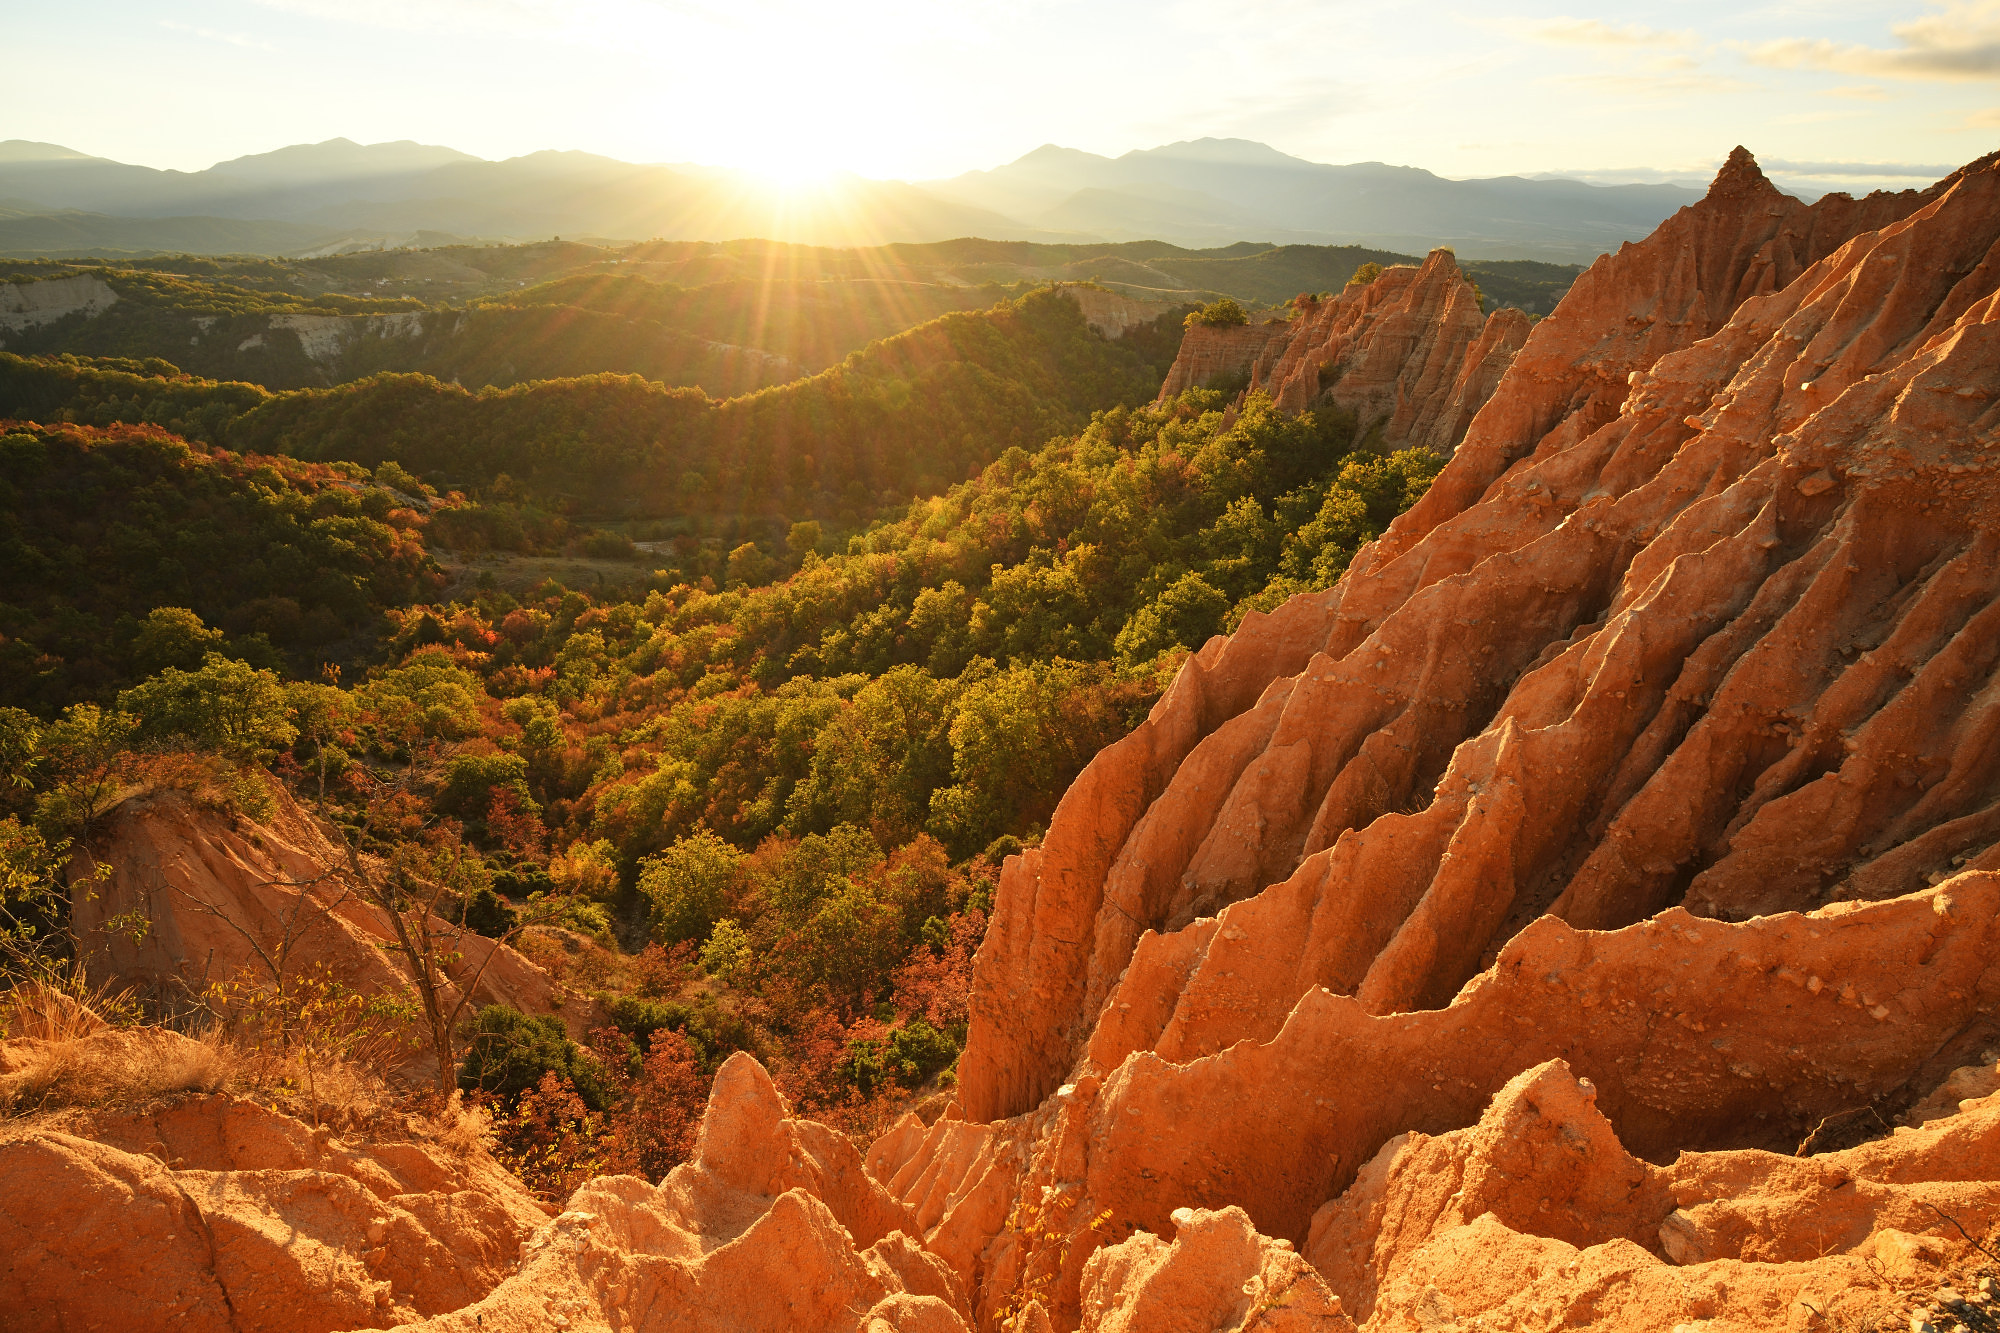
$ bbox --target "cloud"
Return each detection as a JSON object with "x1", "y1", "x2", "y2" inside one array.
[
  {"x1": 1758, "y1": 157, "x2": 1960, "y2": 177},
  {"x1": 1549, "y1": 71, "x2": 1758, "y2": 98},
  {"x1": 247, "y1": 0, "x2": 588, "y2": 39},
  {"x1": 159, "y1": 19, "x2": 274, "y2": 50},
  {"x1": 1523, "y1": 17, "x2": 1693, "y2": 49},
  {"x1": 1822, "y1": 84, "x2": 1889, "y2": 100},
  {"x1": 1744, "y1": 1, "x2": 2000, "y2": 81},
  {"x1": 1963, "y1": 106, "x2": 2000, "y2": 125}
]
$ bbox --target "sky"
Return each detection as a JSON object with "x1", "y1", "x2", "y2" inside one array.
[{"x1": 5, "y1": 1, "x2": 1997, "y2": 193}]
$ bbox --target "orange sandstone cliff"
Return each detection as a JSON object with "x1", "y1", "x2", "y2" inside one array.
[
  {"x1": 0, "y1": 1036, "x2": 550, "y2": 1333},
  {"x1": 1156, "y1": 249, "x2": 1531, "y2": 456},
  {"x1": 68, "y1": 782, "x2": 599, "y2": 1072},
  {"x1": 894, "y1": 146, "x2": 2000, "y2": 1328}
]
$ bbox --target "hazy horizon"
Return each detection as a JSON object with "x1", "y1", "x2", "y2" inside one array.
[
  {"x1": 7, "y1": 2, "x2": 1997, "y2": 201},
  {"x1": 5, "y1": 129, "x2": 1956, "y2": 200}
]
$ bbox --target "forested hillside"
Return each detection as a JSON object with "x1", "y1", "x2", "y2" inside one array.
[
  {"x1": 0, "y1": 375, "x2": 1437, "y2": 1159},
  {"x1": 0, "y1": 285, "x2": 1182, "y2": 515},
  {"x1": 0, "y1": 236, "x2": 1579, "y2": 399},
  {"x1": 0, "y1": 423, "x2": 439, "y2": 711}
]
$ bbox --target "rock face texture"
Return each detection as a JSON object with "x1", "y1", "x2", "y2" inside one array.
[
  {"x1": 69, "y1": 783, "x2": 592, "y2": 1067},
  {"x1": 384, "y1": 1053, "x2": 974, "y2": 1333},
  {"x1": 1058, "y1": 285, "x2": 1179, "y2": 339},
  {"x1": 0, "y1": 1041, "x2": 547, "y2": 1333},
  {"x1": 1154, "y1": 320, "x2": 1290, "y2": 398},
  {"x1": 1081, "y1": 1205, "x2": 1354, "y2": 1332},
  {"x1": 899, "y1": 147, "x2": 2000, "y2": 1327},
  {"x1": 0, "y1": 275, "x2": 119, "y2": 337},
  {"x1": 1305, "y1": 1056, "x2": 2000, "y2": 1331},
  {"x1": 1154, "y1": 250, "x2": 1530, "y2": 456}
]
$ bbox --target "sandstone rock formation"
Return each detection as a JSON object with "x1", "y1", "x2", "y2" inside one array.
[
  {"x1": 69, "y1": 781, "x2": 596, "y2": 1069},
  {"x1": 0, "y1": 274, "x2": 119, "y2": 338},
  {"x1": 383, "y1": 1052, "x2": 973, "y2": 1333},
  {"x1": 1081, "y1": 1205, "x2": 1353, "y2": 1332},
  {"x1": 1154, "y1": 320, "x2": 1290, "y2": 398},
  {"x1": 897, "y1": 146, "x2": 2000, "y2": 1327},
  {"x1": 1250, "y1": 251, "x2": 1529, "y2": 448},
  {"x1": 0, "y1": 1031, "x2": 547, "y2": 1333},
  {"x1": 1057, "y1": 285, "x2": 1179, "y2": 340},
  {"x1": 1154, "y1": 250, "x2": 1529, "y2": 456},
  {"x1": 1307, "y1": 1056, "x2": 2000, "y2": 1330}
]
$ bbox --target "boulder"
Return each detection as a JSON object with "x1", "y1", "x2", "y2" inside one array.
[
  {"x1": 378, "y1": 1052, "x2": 973, "y2": 1333},
  {"x1": 0, "y1": 1060, "x2": 545, "y2": 1333}
]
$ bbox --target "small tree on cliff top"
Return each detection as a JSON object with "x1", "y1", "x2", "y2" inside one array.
[{"x1": 1184, "y1": 297, "x2": 1249, "y2": 329}]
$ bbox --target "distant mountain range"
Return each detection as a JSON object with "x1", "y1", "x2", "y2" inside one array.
[
  {"x1": 923, "y1": 140, "x2": 1711, "y2": 261},
  {"x1": 0, "y1": 136, "x2": 1718, "y2": 263}
]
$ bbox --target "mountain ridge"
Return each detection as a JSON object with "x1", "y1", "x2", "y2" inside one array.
[{"x1": 0, "y1": 135, "x2": 1718, "y2": 263}]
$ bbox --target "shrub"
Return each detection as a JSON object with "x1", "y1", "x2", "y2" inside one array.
[
  {"x1": 602, "y1": 993, "x2": 690, "y2": 1050},
  {"x1": 1114, "y1": 572, "x2": 1230, "y2": 663},
  {"x1": 460, "y1": 884, "x2": 518, "y2": 936},
  {"x1": 458, "y1": 1004, "x2": 612, "y2": 1110},
  {"x1": 357, "y1": 651, "x2": 486, "y2": 744},
  {"x1": 128, "y1": 607, "x2": 226, "y2": 674},
  {"x1": 581, "y1": 529, "x2": 636, "y2": 560},
  {"x1": 1184, "y1": 297, "x2": 1248, "y2": 329},
  {"x1": 638, "y1": 829, "x2": 742, "y2": 946},
  {"x1": 549, "y1": 838, "x2": 620, "y2": 901},
  {"x1": 117, "y1": 653, "x2": 298, "y2": 761},
  {"x1": 485, "y1": 1070, "x2": 604, "y2": 1202},
  {"x1": 435, "y1": 752, "x2": 537, "y2": 820},
  {"x1": 699, "y1": 918, "x2": 751, "y2": 982},
  {"x1": 839, "y1": 1018, "x2": 959, "y2": 1095},
  {"x1": 599, "y1": 1027, "x2": 704, "y2": 1182}
]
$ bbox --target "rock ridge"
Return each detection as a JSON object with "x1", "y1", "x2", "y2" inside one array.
[
  {"x1": 914, "y1": 146, "x2": 2000, "y2": 1329},
  {"x1": 1153, "y1": 249, "x2": 1530, "y2": 457}
]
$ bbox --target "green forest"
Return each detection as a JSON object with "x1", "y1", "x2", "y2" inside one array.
[
  {"x1": 0, "y1": 364, "x2": 1438, "y2": 1188},
  {"x1": 0, "y1": 236, "x2": 1579, "y2": 400},
  {"x1": 0, "y1": 285, "x2": 1182, "y2": 515}
]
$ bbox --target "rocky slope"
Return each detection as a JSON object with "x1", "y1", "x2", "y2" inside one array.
[
  {"x1": 1155, "y1": 249, "x2": 1529, "y2": 457},
  {"x1": 1058, "y1": 285, "x2": 1179, "y2": 339},
  {"x1": 1153, "y1": 319, "x2": 1289, "y2": 399},
  {"x1": 0, "y1": 273, "x2": 118, "y2": 334},
  {"x1": 70, "y1": 781, "x2": 596, "y2": 1070},
  {"x1": 384, "y1": 1053, "x2": 973, "y2": 1333},
  {"x1": 872, "y1": 146, "x2": 2000, "y2": 1327},
  {"x1": 0, "y1": 1030, "x2": 548, "y2": 1333}
]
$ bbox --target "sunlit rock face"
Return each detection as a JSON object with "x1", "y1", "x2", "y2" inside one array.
[
  {"x1": 382, "y1": 1053, "x2": 975, "y2": 1333},
  {"x1": 0, "y1": 1072, "x2": 549, "y2": 1332},
  {"x1": 1156, "y1": 247, "x2": 1528, "y2": 459},
  {"x1": 897, "y1": 146, "x2": 2000, "y2": 1330}
]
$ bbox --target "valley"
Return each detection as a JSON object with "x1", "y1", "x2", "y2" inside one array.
[
  {"x1": 4, "y1": 136, "x2": 2000, "y2": 1333},
  {"x1": 0, "y1": 236, "x2": 1581, "y2": 400}
]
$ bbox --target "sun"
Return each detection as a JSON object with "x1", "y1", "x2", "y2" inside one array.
[{"x1": 745, "y1": 150, "x2": 843, "y2": 193}]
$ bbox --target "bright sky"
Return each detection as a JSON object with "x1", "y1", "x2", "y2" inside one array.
[{"x1": 6, "y1": 1, "x2": 1997, "y2": 190}]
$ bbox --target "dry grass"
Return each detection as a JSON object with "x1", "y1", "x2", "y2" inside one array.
[
  {"x1": 428, "y1": 1088, "x2": 495, "y2": 1158},
  {"x1": 2, "y1": 976, "x2": 114, "y2": 1043},
  {"x1": 0, "y1": 966, "x2": 422, "y2": 1130},
  {"x1": 0, "y1": 1023, "x2": 244, "y2": 1119}
]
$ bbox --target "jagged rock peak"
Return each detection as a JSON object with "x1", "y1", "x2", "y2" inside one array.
[
  {"x1": 387, "y1": 1051, "x2": 971, "y2": 1331},
  {"x1": 1155, "y1": 244, "x2": 1527, "y2": 458},
  {"x1": 1709, "y1": 143, "x2": 1774, "y2": 198}
]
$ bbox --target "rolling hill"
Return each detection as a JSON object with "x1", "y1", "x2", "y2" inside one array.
[{"x1": 0, "y1": 135, "x2": 1704, "y2": 264}]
